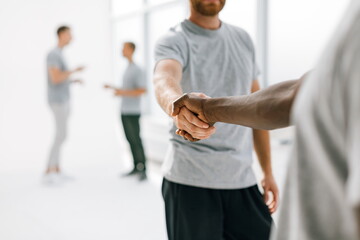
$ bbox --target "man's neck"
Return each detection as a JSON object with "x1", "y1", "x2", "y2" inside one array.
[
  {"x1": 57, "y1": 41, "x2": 66, "y2": 49},
  {"x1": 189, "y1": 11, "x2": 221, "y2": 30},
  {"x1": 127, "y1": 56, "x2": 133, "y2": 64}
]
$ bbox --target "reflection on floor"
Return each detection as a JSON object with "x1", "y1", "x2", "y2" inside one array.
[{"x1": 0, "y1": 129, "x2": 292, "y2": 240}]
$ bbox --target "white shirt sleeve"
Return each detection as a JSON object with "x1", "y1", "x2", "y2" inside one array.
[
  {"x1": 346, "y1": 46, "x2": 360, "y2": 207},
  {"x1": 347, "y1": 118, "x2": 360, "y2": 207}
]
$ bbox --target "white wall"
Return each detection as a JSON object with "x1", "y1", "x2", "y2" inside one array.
[
  {"x1": 268, "y1": 0, "x2": 352, "y2": 83},
  {"x1": 0, "y1": 0, "x2": 123, "y2": 172}
]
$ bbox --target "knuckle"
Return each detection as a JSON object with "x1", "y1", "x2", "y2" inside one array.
[{"x1": 188, "y1": 125, "x2": 197, "y2": 132}]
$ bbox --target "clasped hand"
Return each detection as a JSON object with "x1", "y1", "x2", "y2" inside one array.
[{"x1": 171, "y1": 92, "x2": 215, "y2": 142}]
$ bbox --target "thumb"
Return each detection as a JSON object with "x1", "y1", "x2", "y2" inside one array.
[
  {"x1": 263, "y1": 185, "x2": 269, "y2": 204},
  {"x1": 264, "y1": 189, "x2": 269, "y2": 204},
  {"x1": 171, "y1": 94, "x2": 188, "y2": 116}
]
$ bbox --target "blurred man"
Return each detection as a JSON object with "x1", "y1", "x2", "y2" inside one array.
[
  {"x1": 172, "y1": 0, "x2": 360, "y2": 239},
  {"x1": 45, "y1": 26, "x2": 84, "y2": 184},
  {"x1": 153, "y1": 0, "x2": 278, "y2": 239},
  {"x1": 104, "y1": 42, "x2": 147, "y2": 181}
]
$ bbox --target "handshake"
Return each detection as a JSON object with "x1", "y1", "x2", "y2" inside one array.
[{"x1": 171, "y1": 92, "x2": 216, "y2": 142}]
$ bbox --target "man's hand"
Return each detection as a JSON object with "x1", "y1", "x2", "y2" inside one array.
[
  {"x1": 173, "y1": 106, "x2": 215, "y2": 141},
  {"x1": 72, "y1": 79, "x2": 83, "y2": 85},
  {"x1": 74, "y1": 66, "x2": 85, "y2": 73},
  {"x1": 261, "y1": 175, "x2": 279, "y2": 214},
  {"x1": 103, "y1": 84, "x2": 112, "y2": 89},
  {"x1": 172, "y1": 93, "x2": 216, "y2": 142},
  {"x1": 172, "y1": 93, "x2": 209, "y2": 123}
]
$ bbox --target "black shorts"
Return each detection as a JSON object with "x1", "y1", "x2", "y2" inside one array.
[{"x1": 162, "y1": 178, "x2": 273, "y2": 240}]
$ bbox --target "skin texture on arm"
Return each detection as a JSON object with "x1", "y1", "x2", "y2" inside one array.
[
  {"x1": 251, "y1": 80, "x2": 279, "y2": 214},
  {"x1": 48, "y1": 67, "x2": 72, "y2": 84},
  {"x1": 153, "y1": 59, "x2": 185, "y2": 115},
  {"x1": 173, "y1": 79, "x2": 303, "y2": 131},
  {"x1": 114, "y1": 88, "x2": 146, "y2": 97},
  {"x1": 103, "y1": 84, "x2": 146, "y2": 97},
  {"x1": 153, "y1": 59, "x2": 215, "y2": 140},
  {"x1": 48, "y1": 66, "x2": 83, "y2": 85},
  {"x1": 204, "y1": 79, "x2": 301, "y2": 130}
]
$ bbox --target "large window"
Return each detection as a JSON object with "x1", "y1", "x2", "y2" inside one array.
[
  {"x1": 111, "y1": 0, "x2": 143, "y2": 16},
  {"x1": 268, "y1": 0, "x2": 351, "y2": 84},
  {"x1": 220, "y1": 0, "x2": 257, "y2": 40}
]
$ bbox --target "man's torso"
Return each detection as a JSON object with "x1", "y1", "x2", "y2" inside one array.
[
  {"x1": 156, "y1": 20, "x2": 259, "y2": 189},
  {"x1": 47, "y1": 47, "x2": 70, "y2": 104},
  {"x1": 121, "y1": 63, "x2": 144, "y2": 115}
]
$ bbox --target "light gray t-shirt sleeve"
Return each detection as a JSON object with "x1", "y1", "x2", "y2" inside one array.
[
  {"x1": 253, "y1": 60, "x2": 260, "y2": 81},
  {"x1": 237, "y1": 29, "x2": 260, "y2": 80},
  {"x1": 154, "y1": 31, "x2": 188, "y2": 67},
  {"x1": 347, "y1": 113, "x2": 360, "y2": 207},
  {"x1": 135, "y1": 69, "x2": 146, "y2": 89},
  {"x1": 47, "y1": 52, "x2": 61, "y2": 69},
  {"x1": 246, "y1": 33, "x2": 260, "y2": 80}
]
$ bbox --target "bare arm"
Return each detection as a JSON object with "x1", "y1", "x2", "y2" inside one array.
[
  {"x1": 172, "y1": 78, "x2": 303, "y2": 131},
  {"x1": 104, "y1": 84, "x2": 145, "y2": 96},
  {"x1": 203, "y1": 79, "x2": 302, "y2": 130},
  {"x1": 251, "y1": 80, "x2": 279, "y2": 214},
  {"x1": 251, "y1": 80, "x2": 273, "y2": 175},
  {"x1": 114, "y1": 88, "x2": 146, "y2": 97},
  {"x1": 48, "y1": 66, "x2": 83, "y2": 85},
  {"x1": 153, "y1": 59, "x2": 215, "y2": 139},
  {"x1": 153, "y1": 59, "x2": 184, "y2": 115}
]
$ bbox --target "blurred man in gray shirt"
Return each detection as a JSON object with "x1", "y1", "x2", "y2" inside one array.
[
  {"x1": 45, "y1": 26, "x2": 84, "y2": 184},
  {"x1": 104, "y1": 42, "x2": 147, "y2": 181}
]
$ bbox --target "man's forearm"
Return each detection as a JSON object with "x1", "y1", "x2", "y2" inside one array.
[
  {"x1": 116, "y1": 88, "x2": 146, "y2": 97},
  {"x1": 253, "y1": 129, "x2": 272, "y2": 175},
  {"x1": 51, "y1": 70, "x2": 73, "y2": 84},
  {"x1": 153, "y1": 60, "x2": 183, "y2": 116},
  {"x1": 154, "y1": 75, "x2": 183, "y2": 116},
  {"x1": 203, "y1": 80, "x2": 301, "y2": 130}
]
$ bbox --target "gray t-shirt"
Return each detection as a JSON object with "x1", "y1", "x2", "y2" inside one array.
[
  {"x1": 46, "y1": 47, "x2": 70, "y2": 104},
  {"x1": 121, "y1": 63, "x2": 146, "y2": 115},
  {"x1": 272, "y1": 1, "x2": 360, "y2": 239},
  {"x1": 155, "y1": 19, "x2": 259, "y2": 189}
]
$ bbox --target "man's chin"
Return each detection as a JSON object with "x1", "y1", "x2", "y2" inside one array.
[
  {"x1": 201, "y1": 8, "x2": 221, "y2": 16},
  {"x1": 197, "y1": 3, "x2": 223, "y2": 16}
]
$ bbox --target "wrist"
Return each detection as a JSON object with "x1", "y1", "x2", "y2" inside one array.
[
  {"x1": 203, "y1": 98, "x2": 216, "y2": 123},
  {"x1": 263, "y1": 171, "x2": 274, "y2": 178},
  {"x1": 167, "y1": 94, "x2": 183, "y2": 116}
]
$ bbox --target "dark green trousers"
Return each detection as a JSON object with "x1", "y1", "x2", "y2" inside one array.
[{"x1": 121, "y1": 114, "x2": 146, "y2": 171}]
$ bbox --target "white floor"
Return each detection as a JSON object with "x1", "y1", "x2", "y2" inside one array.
[
  {"x1": 0, "y1": 126, "x2": 293, "y2": 240},
  {"x1": 0, "y1": 164, "x2": 167, "y2": 240}
]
